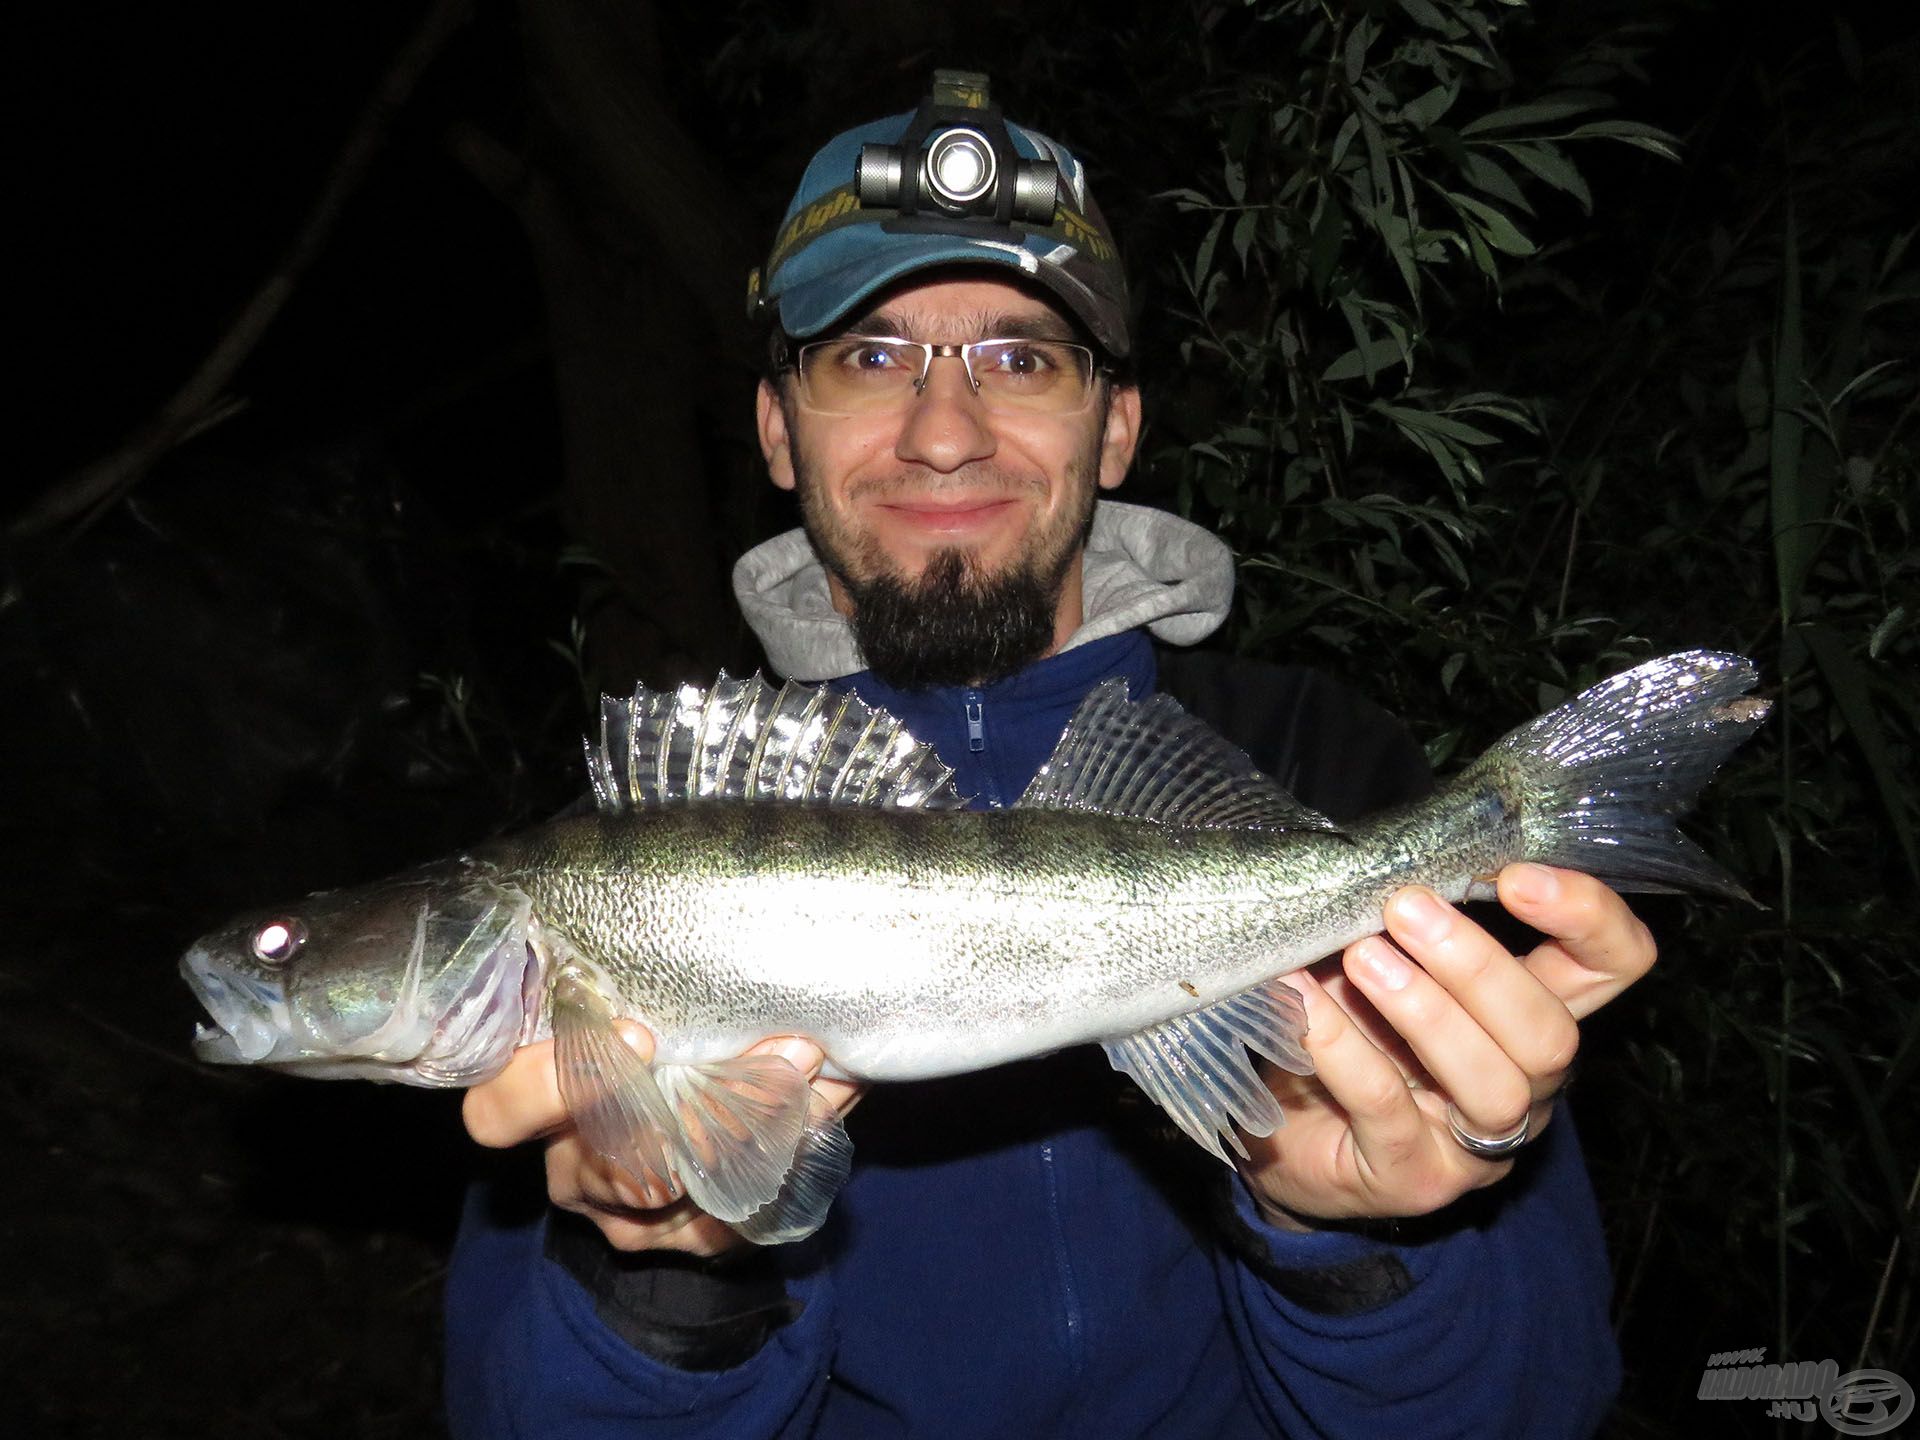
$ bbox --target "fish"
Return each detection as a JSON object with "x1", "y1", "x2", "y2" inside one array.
[{"x1": 182, "y1": 650, "x2": 1769, "y2": 1244}]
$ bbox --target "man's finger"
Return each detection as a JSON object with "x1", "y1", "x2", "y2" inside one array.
[
  {"x1": 1291, "y1": 968, "x2": 1437, "y2": 1186},
  {"x1": 1377, "y1": 886, "x2": 1581, "y2": 1094},
  {"x1": 463, "y1": 1024, "x2": 656, "y2": 1148},
  {"x1": 1498, "y1": 865, "x2": 1657, "y2": 1020},
  {"x1": 752, "y1": 1034, "x2": 867, "y2": 1116},
  {"x1": 1343, "y1": 933, "x2": 1541, "y2": 1140}
]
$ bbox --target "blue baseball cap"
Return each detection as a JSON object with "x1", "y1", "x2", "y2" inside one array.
[{"x1": 748, "y1": 77, "x2": 1131, "y2": 358}]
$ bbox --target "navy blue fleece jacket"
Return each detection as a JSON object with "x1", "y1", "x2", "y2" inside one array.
[{"x1": 443, "y1": 629, "x2": 1620, "y2": 1438}]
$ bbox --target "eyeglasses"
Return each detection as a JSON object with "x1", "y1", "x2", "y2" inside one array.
[{"x1": 792, "y1": 335, "x2": 1102, "y2": 416}]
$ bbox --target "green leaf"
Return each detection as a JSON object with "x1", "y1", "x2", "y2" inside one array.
[
  {"x1": 1447, "y1": 190, "x2": 1537, "y2": 256},
  {"x1": 1329, "y1": 113, "x2": 1362, "y2": 172},
  {"x1": 1308, "y1": 197, "x2": 1344, "y2": 293},
  {"x1": 1828, "y1": 357, "x2": 1908, "y2": 409},
  {"x1": 1458, "y1": 92, "x2": 1612, "y2": 136},
  {"x1": 1878, "y1": 225, "x2": 1913, "y2": 284},
  {"x1": 1322, "y1": 338, "x2": 1409, "y2": 383},
  {"x1": 1402, "y1": 83, "x2": 1459, "y2": 130},
  {"x1": 1194, "y1": 211, "x2": 1225, "y2": 288},
  {"x1": 1562, "y1": 120, "x2": 1682, "y2": 163},
  {"x1": 1359, "y1": 112, "x2": 1393, "y2": 211},
  {"x1": 1800, "y1": 624, "x2": 1920, "y2": 883},
  {"x1": 1868, "y1": 605, "x2": 1908, "y2": 660},
  {"x1": 1455, "y1": 151, "x2": 1534, "y2": 214},
  {"x1": 1397, "y1": 0, "x2": 1456, "y2": 33},
  {"x1": 1343, "y1": 15, "x2": 1375, "y2": 84},
  {"x1": 1497, "y1": 140, "x2": 1592, "y2": 213},
  {"x1": 1357, "y1": 187, "x2": 1423, "y2": 305},
  {"x1": 1373, "y1": 402, "x2": 1500, "y2": 446},
  {"x1": 1155, "y1": 187, "x2": 1214, "y2": 210},
  {"x1": 1232, "y1": 209, "x2": 1259, "y2": 270}
]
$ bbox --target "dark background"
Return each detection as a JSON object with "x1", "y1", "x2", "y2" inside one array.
[{"x1": 4, "y1": 2, "x2": 1914, "y2": 1436}]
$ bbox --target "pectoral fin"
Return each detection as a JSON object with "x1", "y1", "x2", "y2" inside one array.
[
  {"x1": 551, "y1": 965, "x2": 681, "y2": 1201},
  {"x1": 1102, "y1": 980, "x2": 1313, "y2": 1163}
]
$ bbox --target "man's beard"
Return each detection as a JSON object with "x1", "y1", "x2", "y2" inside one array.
[
  {"x1": 835, "y1": 543, "x2": 1075, "y2": 690},
  {"x1": 791, "y1": 432, "x2": 1104, "y2": 691}
]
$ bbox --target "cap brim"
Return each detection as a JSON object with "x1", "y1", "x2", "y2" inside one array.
[{"x1": 774, "y1": 230, "x2": 1129, "y2": 358}]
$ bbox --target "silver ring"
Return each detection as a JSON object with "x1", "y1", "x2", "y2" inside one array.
[{"x1": 1445, "y1": 1103, "x2": 1532, "y2": 1160}]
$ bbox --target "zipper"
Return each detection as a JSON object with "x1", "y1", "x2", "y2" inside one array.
[
  {"x1": 964, "y1": 692, "x2": 986, "y2": 752},
  {"x1": 1039, "y1": 1142, "x2": 1086, "y2": 1369}
]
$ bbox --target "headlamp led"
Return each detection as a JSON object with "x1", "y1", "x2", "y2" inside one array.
[{"x1": 854, "y1": 71, "x2": 1060, "y2": 227}]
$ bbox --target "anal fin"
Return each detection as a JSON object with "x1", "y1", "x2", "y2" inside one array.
[{"x1": 1102, "y1": 980, "x2": 1314, "y2": 1163}]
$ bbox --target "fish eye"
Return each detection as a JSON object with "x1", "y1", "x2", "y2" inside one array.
[{"x1": 251, "y1": 918, "x2": 308, "y2": 965}]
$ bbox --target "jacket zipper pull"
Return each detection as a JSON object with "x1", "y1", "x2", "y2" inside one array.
[{"x1": 964, "y1": 695, "x2": 986, "y2": 753}]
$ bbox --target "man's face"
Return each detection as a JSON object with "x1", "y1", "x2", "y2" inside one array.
[{"x1": 756, "y1": 275, "x2": 1141, "y2": 686}]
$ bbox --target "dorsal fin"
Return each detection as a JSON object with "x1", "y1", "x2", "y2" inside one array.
[
  {"x1": 1017, "y1": 678, "x2": 1340, "y2": 832},
  {"x1": 586, "y1": 672, "x2": 967, "y2": 812}
]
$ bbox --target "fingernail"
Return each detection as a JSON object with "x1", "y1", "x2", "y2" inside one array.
[
  {"x1": 1354, "y1": 937, "x2": 1413, "y2": 991},
  {"x1": 1505, "y1": 863, "x2": 1560, "y2": 906},
  {"x1": 765, "y1": 1037, "x2": 819, "y2": 1075},
  {"x1": 1391, "y1": 888, "x2": 1452, "y2": 945}
]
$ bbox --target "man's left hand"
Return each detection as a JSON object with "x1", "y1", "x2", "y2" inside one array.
[{"x1": 1237, "y1": 862, "x2": 1655, "y2": 1229}]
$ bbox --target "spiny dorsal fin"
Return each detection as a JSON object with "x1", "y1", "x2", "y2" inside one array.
[
  {"x1": 1018, "y1": 678, "x2": 1341, "y2": 832},
  {"x1": 586, "y1": 672, "x2": 967, "y2": 813}
]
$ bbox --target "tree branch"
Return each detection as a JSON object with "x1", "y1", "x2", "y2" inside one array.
[{"x1": 10, "y1": 0, "x2": 472, "y2": 543}]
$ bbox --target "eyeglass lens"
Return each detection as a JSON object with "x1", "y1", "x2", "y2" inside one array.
[{"x1": 797, "y1": 338, "x2": 1095, "y2": 413}]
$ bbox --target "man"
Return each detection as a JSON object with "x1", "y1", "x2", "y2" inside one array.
[{"x1": 446, "y1": 76, "x2": 1640, "y2": 1437}]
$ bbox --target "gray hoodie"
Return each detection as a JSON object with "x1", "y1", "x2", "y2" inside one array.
[{"x1": 730, "y1": 500, "x2": 1236, "y2": 681}]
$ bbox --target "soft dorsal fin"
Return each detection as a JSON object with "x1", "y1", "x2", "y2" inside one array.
[
  {"x1": 1017, "y1": 678, "x2": 1341, "y2": 832},
  {"x1": 586, "y1": 672, "x2": 967, "y2": 812}
]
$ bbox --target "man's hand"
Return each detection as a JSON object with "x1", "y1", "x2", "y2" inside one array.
[
  {"x1": 463, "y1": 1026, "x2": 866, "y2": 1256},
  {"x1": 1237, "y1": 862, "x2": 1655, "y2": 1229}
]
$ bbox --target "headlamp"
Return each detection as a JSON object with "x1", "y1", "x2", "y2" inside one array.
[{"x1": 854, "y1": 71, "x2": 1060, "y2": 227}]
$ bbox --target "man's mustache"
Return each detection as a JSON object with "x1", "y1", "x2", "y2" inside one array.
[{"x1": 844, "y1": 467, "x2": 1044, "y2": 503}]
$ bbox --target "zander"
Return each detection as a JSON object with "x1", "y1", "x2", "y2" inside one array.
[{"x1": 183, "y1": 651, "x2": 1768, "y2": 1244}]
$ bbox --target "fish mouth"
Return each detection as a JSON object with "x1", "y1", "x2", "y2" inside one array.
[{"x1": 182, "y1": 948, "x2": 295, "y2": 1064}]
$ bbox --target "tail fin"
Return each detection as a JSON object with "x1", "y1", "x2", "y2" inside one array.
[{"x1": 1463, "y1": 651, "x2": 1770, "y2": 901}]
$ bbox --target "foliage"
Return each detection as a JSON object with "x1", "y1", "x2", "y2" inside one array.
[{"x1": 1126, "y1": 1, "x2": 1917, "y2": 1426}]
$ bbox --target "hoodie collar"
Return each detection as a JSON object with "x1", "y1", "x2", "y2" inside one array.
[{"x1": 731, "y1": 500, "x2": 1235, "y2": 682}]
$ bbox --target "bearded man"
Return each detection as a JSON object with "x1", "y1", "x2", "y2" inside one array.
[{"x1": 446, "y1": 76, "x2": 1635, "y2": 1439}]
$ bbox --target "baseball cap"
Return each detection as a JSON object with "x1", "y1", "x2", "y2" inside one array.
[{"x1": 747, "y1": 73, "x2": 1131, "y2": 358}]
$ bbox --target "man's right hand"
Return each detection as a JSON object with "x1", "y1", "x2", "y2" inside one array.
[{"x1": 463, "y1": 1026, "x2": 866, "y2": 1256}]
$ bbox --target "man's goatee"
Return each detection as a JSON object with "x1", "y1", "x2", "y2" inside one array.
[{"x1": 841, "y1": 545, "x2": 1068, "y2": 690}]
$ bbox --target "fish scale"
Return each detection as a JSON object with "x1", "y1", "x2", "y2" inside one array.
[{"x1": 491, "y1": 806, "x2": 1314, "y2": 1072}]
